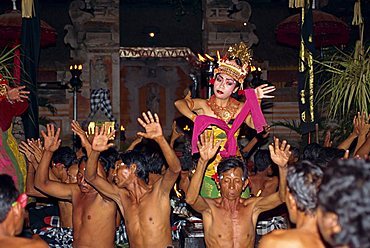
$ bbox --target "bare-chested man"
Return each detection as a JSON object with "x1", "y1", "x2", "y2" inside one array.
[
  {"x1": 20, "y1": 140, "x2": 77, "y2": 229},
  {"x1": 249, "y1": 149, "x2": 278, "y2": 197},
  {"x1": 259, "y1": 160, "x2": 325, "y2": 248},
  {"x1": 186, "y1": 134, "x2": 290, "y2": 247},
  {"x1": 34, "y1": 124, "x2": 117, "y2": 248},
  {"x1": 0, "y1": 174, "x2": 48, "y2": 248},
  {"x1": 85, "y1": 111, "x2": 181, "y2": 247}
]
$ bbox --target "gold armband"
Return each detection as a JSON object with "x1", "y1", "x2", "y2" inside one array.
[
  {"x1": 190, "y1": 113, "x2": 197, "y2": 122},
  {"x1": 0, "y1": 84, "x2": 7, "y2": 97}
]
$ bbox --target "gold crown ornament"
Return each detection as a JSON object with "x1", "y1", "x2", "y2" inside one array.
[{"x1": 211, "y1": 42, "x2": 252, "y2": 88}]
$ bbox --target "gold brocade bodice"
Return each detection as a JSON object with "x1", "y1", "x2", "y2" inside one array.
[{"x1": 204, "y1": 125, "x2": 241, "y2": 177}]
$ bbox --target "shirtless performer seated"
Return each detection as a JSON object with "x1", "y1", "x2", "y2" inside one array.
[
  {"x1": 85, "y1": 111, "x2": 181, "y2": 247},
  {"x1": 186, "y1": 134, "x2": 290, "y2": 247},
  {"x1": 34, "y1": 124, "x2": 117, "y2": 248},
  {"x1": 0, "y1": 175, "x2": 48, "y2": 248},
  {"x1": 259, "y1": 160, "x2": 325, "y2": 248}
]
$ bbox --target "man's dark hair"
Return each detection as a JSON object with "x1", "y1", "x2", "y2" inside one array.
[
  {"x1": 217, "y1": 156, "x2": 248, "y2": 180},
  {"x1": 119, "y1": 151, "x2": 149, "y2": 183},
  {"x1": 0, "y1": 175, "x2": 19, "y2": 223},
  {"x1": 301, "y1": 143, "x2": 323, "y2": 162},
  {"x1": 318, "y1": 159, "x2": 370, "y2": 248},
  {"x1": 253, "y1": 149, "x2": 272, "y2": 172},
  {"x1": 99, "y1": 147, "x2": 119, "y2": 172},
  {"x1": 315, "y1": 147, "x2": 345, "y2": 169},
  {"x1": 52, "y1": 146, "x2": 77, "y2": 169},
  {"x1": 287, "y1": 160, "x2": 323, "y2": 215},
  {"x1": 145, "y1": 152, "x2": 164, "y2": 175},
  {"x1": 78, "y1": 156, "x2": 88, "y2": 167}
]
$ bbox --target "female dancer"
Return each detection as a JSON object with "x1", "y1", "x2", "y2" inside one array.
[{"x1": 175, "y1": 43, "x2": 275, "y2": 198}]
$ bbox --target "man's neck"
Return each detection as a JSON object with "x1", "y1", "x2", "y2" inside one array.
[
  {"x1": 296, "y1": 211, "x2": 320, "y2": 234},
  {"x1": 220, "y1": 197, "x2": 241, "y2": 212},
  {"x1": 125, "y1": 178, "x2": 151, "y2": 203}
]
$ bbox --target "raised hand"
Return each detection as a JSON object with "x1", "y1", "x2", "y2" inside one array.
[
  {"x1": 27, "y1": 138, "x2": 43, "y2": 163},
  {"x1": 137, "y1": 111, "x2": 163, "y2": 140},
  {"x1": 197, "y1": 130, "x2": 221, "y2": 162},
  {"x1": 357, "y1": 112, "x2": 370, "y2": 137},
  {"x1": 268, "y1": 137, "x2": 291, "y2": 167},
  {"x1": 255, "y1": 84, "x2": 276, "y2": 99},
  {"x1": 7, "y1": 85, "x2": 29, "y2": 102},
  {"x1": 171, "y1": 121, "x2": 184, "y2": 141},
  {"x1": 91, "y1": 125, "x2": 115, "y2": 152},
  {"x1": 19, "y1": 141, "x2": 36, "y2": 164},
  {"x1": 71, "y1": 120, "x2": 91, "y2": 148},
  {"x1": 41, "y1": 124, "x2": 61, "y2": 152},
  {"x1": 323, "y1": 130, "x2": 332, "y2": 147}
]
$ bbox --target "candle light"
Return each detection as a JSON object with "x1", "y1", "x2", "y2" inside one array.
[{"x1": 120, "y1": 125, "x2": 126, "y2": 142}]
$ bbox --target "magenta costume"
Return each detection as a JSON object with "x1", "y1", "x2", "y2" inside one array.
[{"x1": 192, "y1": 89, "x2": 266, "y2": 158}]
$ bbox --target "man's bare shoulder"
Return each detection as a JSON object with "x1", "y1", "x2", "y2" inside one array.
[
  {"x1": 259, "y1": 229, "x2": 323, "y2": 248},
  {"x1": 0, "y1": 237, "x2": 48, "y2": 248}
]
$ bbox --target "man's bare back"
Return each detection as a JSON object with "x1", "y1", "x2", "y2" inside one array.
[
  {"x1": 0, "y1": 236, "x2": 48, "y2": 248},
  {"x1": 259, "y1": 228, "x2": 325, "y2": 248},
  {"x1": 249, "y1": 174, "x2": 278, "y2": 197}
]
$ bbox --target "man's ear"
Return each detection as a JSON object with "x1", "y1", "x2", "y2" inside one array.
[
  {"x1": 242, "y1": 178, "x2": 249, "y2": 191},
  {"x1": 325, "y1": 212, "x2": 342, "y2": 235},
  {"x1": 287, "y1": 192, "x2": 297, "y2": 211},
  {"x1": 216, "y1": 180, "x2": 220, "y2": 189},
  {"x1": 130, "y1": 163, "x2": 137, "y2": 174}
]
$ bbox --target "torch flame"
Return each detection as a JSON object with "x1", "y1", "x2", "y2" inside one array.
[
  {"x1": 216, "y1": 51, "x2": 220, "y2": 61},
  {"x1": 174, "y1": 184, "x2": 182, "y2": 198},
  {"x1": 198, "y1": 53, "x2": 206, "y2": 62},
  {"x1": 256, "y1": 189, "x2": 262, "y2": 197},
  {"x1": 205, "y1": 54, "x2": 214, "y2": 61}
]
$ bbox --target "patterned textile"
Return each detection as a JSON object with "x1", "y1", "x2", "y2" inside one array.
[
  {"x1": 0, "y1": 126, "x2": 26, "y2": 191},
  {"x1": 33, "y1": 227, "x2": 73, "y2": 248},
  {"x1": 115, "y1": 220, "x2": 129, "y2": 245},
  {"x1": 87, "y1": 88, "x2": 117, "y2": 127},
  {"x1": 256, "y1": 216, "x2": 288, "y2": 235}
]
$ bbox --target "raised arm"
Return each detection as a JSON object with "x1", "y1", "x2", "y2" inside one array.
[
  {"x1": 174, "y1": 92, "x2": 204, "y2": 122},
  {"x1": 169, "y1": 120, "x2": 184, "y2": 148},
  {"x1": 244, "y1": 84, "x2": 275, "y2": 128},
  {"x1": 253, "y1": 137, "x2": 290, "y2": 214},
  {"x1": 137, "y1": 111, "x2": 181, "y2": 193},
  {"x1": 20, "y1": 141, "x2": 47, "y2": 198},
  {"x1": 71, "y1": 120, "x2": 92, "y2": 155},
  {"x1": 353, "y1": 112, "x2": 369, "y2": 155},
  {"x1": 34, "y1": 124, "x2": 75, "y2": 201},
  {"x1": 85, "y1": 126, "x2": 122, "y2": 205},
  {"x1": 186, "y1": 131, "x2": 221, "y2": 212},
  {"x1": 125, "y1": 136, "x2": 142, "y2": 151}
]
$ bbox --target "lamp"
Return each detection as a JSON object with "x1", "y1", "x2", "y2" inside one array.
[{"x1": 69, "y1": 64, "x2": 83, "y2": 151}]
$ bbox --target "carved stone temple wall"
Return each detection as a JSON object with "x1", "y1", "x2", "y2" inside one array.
[
  {"x1": 63, "y1": 0, "x2": 120, "y2": 135},
  {"x1": 119, "y1": 47, "x2": 197, "y2": 138}
]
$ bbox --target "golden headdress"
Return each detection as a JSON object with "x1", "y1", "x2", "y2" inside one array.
[{"x1": 212, "y1": 42, "x2": 252, "y2": 86}]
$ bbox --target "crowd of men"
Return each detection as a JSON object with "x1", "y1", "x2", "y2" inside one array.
[{"x1": 0, "y1": 111, "x2": 369, "y2": 248}]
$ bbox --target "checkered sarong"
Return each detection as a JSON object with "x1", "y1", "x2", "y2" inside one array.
[
  {"x1": 256, "y1": 216, "x2": 288, "y2": 235},
  {"x1": 88, "y1": 88, "x2": 117, "y2": 126},
  {"x1": 33, "y1": 227, "x2": 73, "y2": 248}
]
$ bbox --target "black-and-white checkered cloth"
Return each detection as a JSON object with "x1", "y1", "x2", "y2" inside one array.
[
  {"x1": 256, "y1": 215, "x2": 288, "y2": 235},
  {"x1": 87, "y1": 88, "x2": 117, "y2": 127},
  {"x1": 33, "y1": 227, "x2": 73, "y2": 248}
]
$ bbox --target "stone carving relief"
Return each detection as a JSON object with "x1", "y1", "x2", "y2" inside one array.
[{"x1": 64, "y1": 0, "x2": 94, "y2": 61}]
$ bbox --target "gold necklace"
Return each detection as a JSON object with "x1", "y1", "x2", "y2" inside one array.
[{"x1": 207, "y1": 95, "x2": 240, "y2": 123}]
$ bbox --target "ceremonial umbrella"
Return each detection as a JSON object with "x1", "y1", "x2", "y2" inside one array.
[
  {"x1": 275, "y1": 10, "x2": 350, "y2": 48},
  {"x1": 0, "y1": 10, "x2": 56, "y2": 48}
]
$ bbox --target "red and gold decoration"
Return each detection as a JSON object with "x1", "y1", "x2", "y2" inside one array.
[{"x1": 207, "y1": 95, "x2": 240, "y2": 123}]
